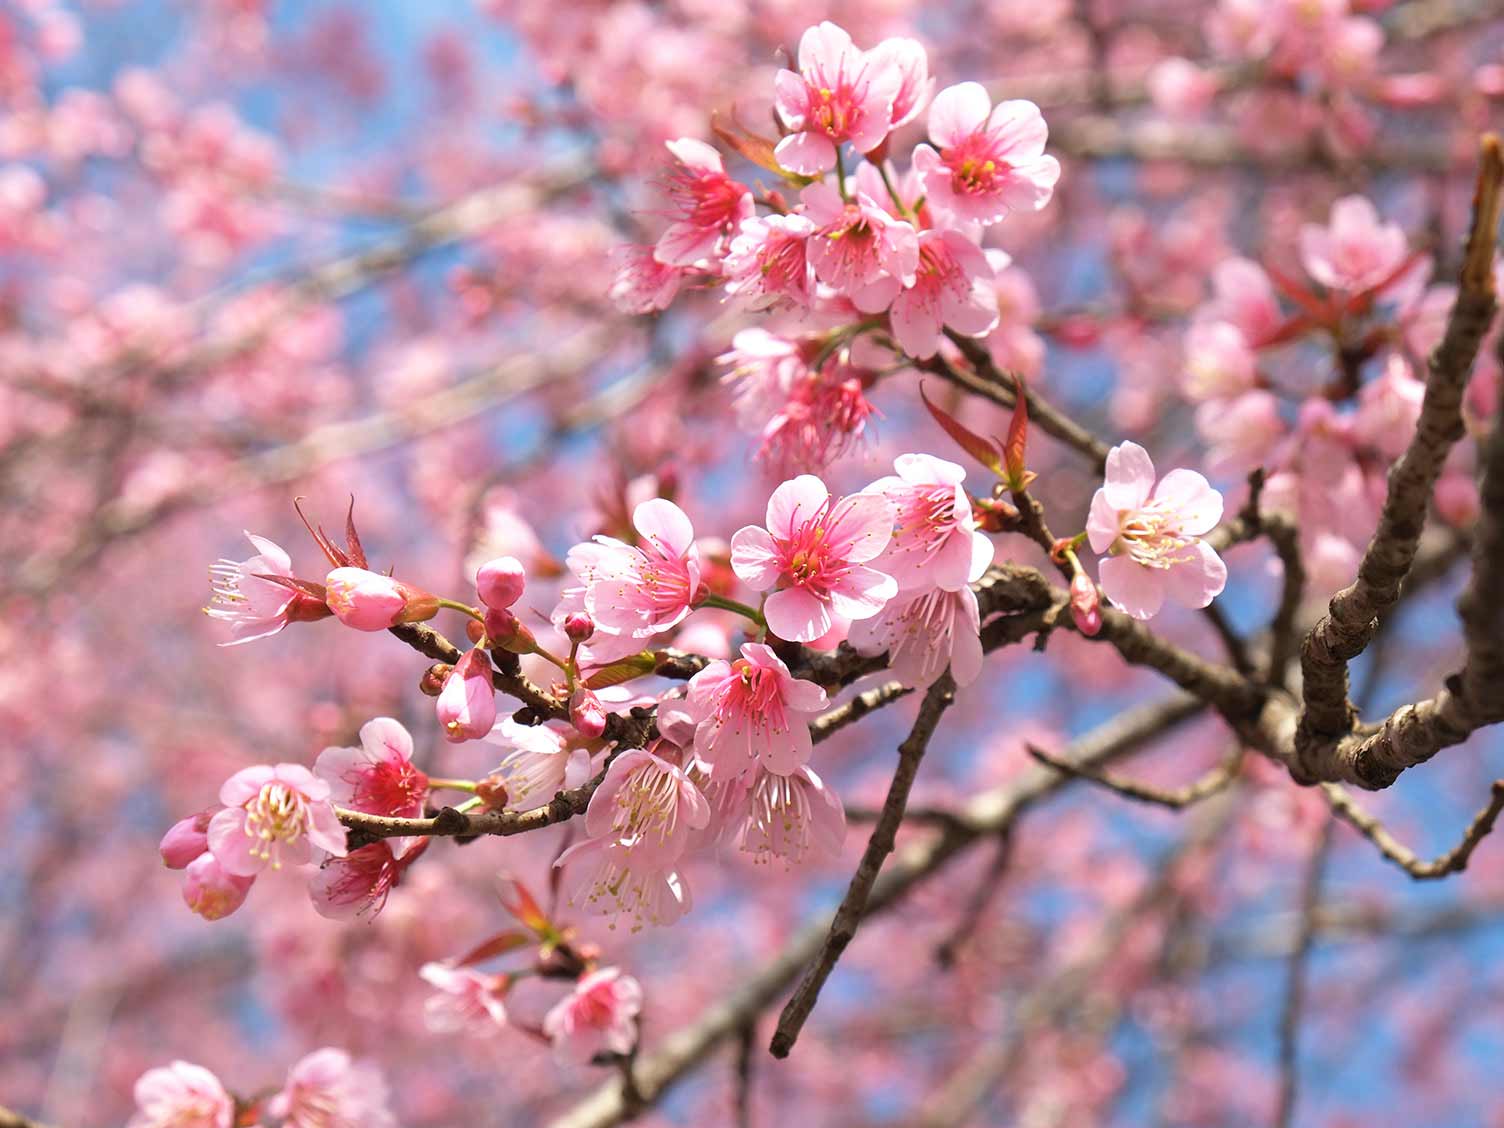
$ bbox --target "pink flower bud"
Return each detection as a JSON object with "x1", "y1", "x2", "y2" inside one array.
[
  {"x1": 437, "y1": 647, "x2": 496, "y2": 743},
  {"x1": 570, "y1": 688, "x2": 607, "y2": 739},
  {"x1": 181, "y1": 853, "x2": 256, "y2": 921},
  {"x1": 564, "y1": 612, "x2": 595, "y2": 642},
  {"x1": 476, "y1": 556, "x2": 527, "y2": 610},
  {"x1": 420, "y1": 663, "x2": 451, "y2": 697},
  {"x1": 1070, "y1": 572, "x2": 1103, "y2": 637},
  {"x1": 160, "y1": 810, "x2": 213, "y2": 869},
  {"x1": 325, "y1": 567, "x2": 439, "y2": 631},
  {"x1": 484, "y1": 607, "x2": 537, "y2": 654}
]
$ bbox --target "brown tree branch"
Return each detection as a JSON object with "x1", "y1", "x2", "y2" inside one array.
[
  {"x1": 1026, "y1": 742, "x2": 1244, "y2": 809},
  {"x1": 1274, "y1": 817, "x2": 1335, "y2": 1128},
  {"x1": 1322, "y1": 780, "x2": 1504, "y2": 879},
  {"x1": 0, "y1": 1106, "x2": 55, "y2": 1128}
]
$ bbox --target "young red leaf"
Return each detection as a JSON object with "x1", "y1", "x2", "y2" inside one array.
[
  {"x1": 1002, "y1": 373, "x2": 1035, "y2": 492},
  {"x1": 920, "y1": 382, "x2": 1005, "y2": 477},
  {"x1": 453, "y1": 929, "x2": 531, "y2": 968}
]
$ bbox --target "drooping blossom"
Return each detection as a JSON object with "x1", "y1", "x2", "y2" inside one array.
[
  {"x1": 567, "y1": 498, "x2": 701, "y2": 646},
  {"x1": 570, "y1": 687, "x2": 609, "y2": 739},
  {"x1": 868, "y1": 36, "x2": 932, "y2": 131},
  {"x1": 475, "y1": 555, "x2": 526, "y2": 610},
  {"x1": 181, "y1": 853, "x2": 256, "y2": 921},
  {"x1": 801, "y1": 182, "x2": 918, "y2": 311},
  {"x1": 315, "y1": 716, "x2": 427, "y2": 856},
  {"x1": 419, "y1": 962, "x2": 510, "y2": 1035},
  {"x1": 851, "y1": 584, "x2": 986, "y2": 688},
  {"x1": 207, "y1": 763, "x2": 347, "y2": 875},
  {"x1": 730, "y1": 474, "x2": 897, "y2": 642},
  {"x1": 1299, "y1": 195, "x2": 1409, "y2": 294},
  {"x1": 555, "y1": 836, "x2": 694, "y2": 929},
  {"x1": 204, "y1": 532, "x2": 328, "y2": 645},
  {"x1": 889, "y1": 229, "x2": 998, "y2": 359},
  {"x1": 654, "y1": 138, "x2": 753, "y2": 267},
  {"x1": 324, "y1": 566, "x2": 437, "y2": 631},
  {"x1": 1086, "y1": 442, "x2": 1228, "y2": 621},
  {"x1": 712, "y1": 765, "x2": 846, "y2": 867},
  {"x1": 722, "y1": 213, "x2": 815, "y2": 310},
  {"x1": 584, "y1": 746, "x2": 710, "y2": 869},
  {"x1": 772, "y1": 22, "x2": 902, "y2": 174},
  {"x1": 608, "y1": 244, "x2": 685, "y2": 314},
  {"x1": 268, "y1": 1048, "x2": 396, "y2": 1128},
  {"x1": 128, "y1": 1061, "x2": 234, "y2": 1128},
  {"x1": 911, "y1": 82, "x2": 1060, "y2": 227},
  {"x1": 864, "y1": 453, "x2": 993, "y2": 593},
  {"x1": 543, "y1": 967, "x2": 644, "y2": 1064},
  {"x1": 483, "y1": 717, "x2": 593, "y2": 811},
  {"x1": 309, "y1": 839, "x2": 426, "y2": 920},
  {"x1": 436, "y1": 646, "x2": 496, "y2": 743},
  {"x1": 686, "y1": 642, "x2": 828, "y2": 778}
]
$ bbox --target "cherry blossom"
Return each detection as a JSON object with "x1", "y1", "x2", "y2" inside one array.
[
  {"x1": 722, "y1": 213, "x2": 815, "y2": 310},
  {"x1": 324, "y1": 566, "x2": 437, "y2": 631},
  {"x1": 419, "y1": 963, "x2": 511, "y2": 1036},
  {"x1": 686, "y1": 642, "x2": 828, "y2": 778},
  {"x1": 801, "y1": 182, "x2": 918, "y2": 311},
  {"x1": 654, "y1": 138, "x2": 753, "y2": 267},
  {"x1": 308, "y1": 839, "x2": 424, "y2": 920},
  {"x1": 864, "y1": 453, "x2": 993, "y2": 594},
  {"x1": 207, "y1": 762, "x2": 348, "y2": 875},
  {"x1": 482, "y1": 717, "x2": 592, "y2": 812},
  {"x1": 772, "y1": 22, "x2": 902, "y2": 174},
  {"x1": 180, "y1": 853, "x2": 255, "y2": 921},
  {"x1": 204, "y1": 532, "x2": 327, "y2": 645},
  {"x1": 315, "y1": 716, "x2": 427, "y2": 855},
  {"x1": 555, "y1": 836, "x2": 694, "y2": 930},
  {"x1": 268, "y1": 1048, "x2": 396, "y2": 1128},
  {"x1": 1299, "y1": 195, "x2": 1409, "y2": 295},
  {"x1": 583, "y1": 746, "x2": 710, "y2": 869},
  {"x1": 848, "y1": 584, "x2": 986, "y2": 688},
  {"x1": 543, "y1": 967, "x2": 644, "y2": 1064},
  {"x1": 436, "y1": 646, "x2": 497, "y2": 743},
  {"x1": 713, "y1": 765, "x2": 847, "y2": 867},
  {"x1": 889, "y1": 229, "x2": 999, "y2": 359},
  {"x1": 128, "y1": 1061, "x2": 234, "y2": 1128}
]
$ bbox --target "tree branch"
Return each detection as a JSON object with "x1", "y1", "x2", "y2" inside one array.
[
  {"x1": 1026, "y1": 742, "x2": 1244, "y2": 809},
  {"x1": 1322, "y1": 780, "x2": 1504, "y2": 878},
  {"x1": 1274, "y1": 817, "x2": 1335, "y2": 1128}
]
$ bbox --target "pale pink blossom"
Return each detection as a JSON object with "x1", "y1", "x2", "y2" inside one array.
[
  {"x1": 324, "y1": 567, "x2": 436, "y2": 631},
  {"x1": 1354, "y1": 354, "x2": 1424, "y2": 458},
  {"x1": 309, "y1": 840, "x2": 424, "y2": 920},
  {"x1": 419, "y1": 962, "x2": 510, "y2": 1035},
  {"x1": 556, "y1": 836, "x2": 694, "y2": 929},
  {"x1": 1148, "y1": 58, "x2": 1218, "y2": 117},
  {"x1": 772, "y1": 22, "x2": 902, "y2": 174},
  {"x1": 1196, "y1": 390, "x2": 1287, "y2": 474},
  {"x1": 1299, "y1": 195, "x2": 1409, "y2": 294},
  {"x1": 571, "y1": 687, "x2": 608, "y2": 739},
  {"x1": 912, "y1": 82, "x2": 1060, "y2": 227},
  {"x1": 848, "y1": 585, "x2": 985, "y2": 688},
  {"x1": 801, "y1": 182, "x2": 918, "y2": 311},
  {"x1": 160, "y1": 810, "x2": 213, "y2": 868},
  {"x1": 129, "y1": 1061, "x2": 234, "y2": 1128},
  {"x1": 609, "y1": 244, "x2": 685, "y2": 314},
  {"x1": 868, "y1": 36, "x2": 933, "y2": 130},
  {"x1": 1205, "y1": 257, "x2": 1283, "y2": 345},
  {"x1": 1087, "y1": 442, "x2": 1228, "y2": 621},
  {"x1": 889, "y1": 229, "x2": 998, "y2": 359},
  {"x1": 722, "y1": 213, "x2": 815, "y2": 310},
  {"x1": 654, "y1": 137, "x2": 753, "y2": 267},
  {"x1": 567, "y1": 498, "x2": 701, "y2": 644},
  {"x1": 205, "y1": 532, "x2": 326, "y2": 645},
  {"x1": 686, "y1": 642, "x2": 828, "y2": 778},
  {"x1": 181, "y1": 853, "x2": 256, "y2": 921},
  {"x1": 207, "y1": 763, "x2": 348, "y2": 875},
  {"x1": 483, "y1": 717, "x2": 592, "y2": 811},
  {"x1": 730, "y1": 474, "x2": 897, "y2": 642},
  {"x1": 269, "y1": 1048, "x2": 395, "y2": 1128},
  {"x1": 475, "y1": 555, "x2": 526, "y2": 610},
  {"x1": 1182, "y1": 320, "x2": 1257, "y2": 402},
  {"x1": 315, "y1": 717, "x2": 427, "y2": 856},
  {"x1": 436, "y1": 646, "x2": 496, "y2": 743},
  {"x1": 864, "y1": 453, "x2": 994, "y2": 594},
  {"x1": 713, "y1": 765, "x2": 846, "y2": 867},
  {"x1": 584, "y1": 747, "x2": 710, "y2": 869},
  {"x1": 543, "y1": 967, "x2": 644, "y2": 1064}
]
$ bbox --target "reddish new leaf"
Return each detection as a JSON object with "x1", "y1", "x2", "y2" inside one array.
[
  {"x1": 453, "y1": 929, "x2": 531, "y2": 968},
  {"x1": 920, "y1": 382, "x2": 1005, "y2": 476}
]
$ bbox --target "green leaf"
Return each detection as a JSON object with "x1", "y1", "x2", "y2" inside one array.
[{"x1": 584, "y1": 652, "x2": 658, "y2": 690}]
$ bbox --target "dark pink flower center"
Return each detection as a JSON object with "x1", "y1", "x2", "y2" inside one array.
[
  {"x1": 346, "y1": 757, "x2": 427, "y2": 817},
  {"x1": 943, "y1": 133, "x2": 1007, "y2": 195},
  {"x1": 776, "y1": 504, "x2": 851, "y2": 598}
]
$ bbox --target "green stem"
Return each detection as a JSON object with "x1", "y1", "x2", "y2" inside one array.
[
  {"x1": 876, "y1": 160, "x2": 908, "y2": 217},
  {"x1": 452, "y1": 795, "x2": 484, "y2": 814},
  {"x1": 834, "y1": 147, "x2": 849, "y2": 202},
  {"x1": 428, "y1": 778, "x2": 479, "y2": 793},
  {"x1": 698, "y1": 591, "x2": 768, "y2": 628},
  {"x1": 436, "y1": 597, "x2": 485, "y2": 623}
]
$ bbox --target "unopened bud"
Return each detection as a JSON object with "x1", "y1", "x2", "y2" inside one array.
[
  {"x1": 973, "y1": 495, "x2": 1020, "y2": 533},
  {"x1": 325, "y1": 567, "x2": 439, "y2": 630},
  {"x1": 466, "y1": 618, "x2": 485, "y2": 644},
  {"x1": 484, "y1": 607, "x2": 537, "y2": 654},
  {"x1": 564, "y1": 612, "x2": 595, "y2": 642},
  {"x1": 475, "y1": 773, "x2": 510, "y2": 811},
  {"x1": 437, "y1": 647, "x2": 497, "y2": 743},
  {"x1": 160, "y1": 810, "x2": 213, "y2": 869},
  {"x1": 569, "y1": 687, "x2": 607, "y2": 739},
  {"x1": 476, "y1": 556, "x2": 526, "y2": 611},
  {"x1": 1070, "y1": 572, "x2": 1102, "y2": 637},
  {"x1": 420, "y1": 663, "x2": 452, "y2": 697}
]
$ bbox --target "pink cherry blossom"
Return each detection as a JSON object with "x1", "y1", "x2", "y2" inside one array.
[
  {"x1": 419, "y1": 962, "x2": 510, "y2": 1036},
  {"x1": 713, "y1": 765, "x2": 846, "y2": 867},
  {"x1": 722, "y1": 213, "x2": 815, "y2": 310},
  {"x1": 1182, "y1": 320, "x2": 1258, "y2": 402},
  {"x1": 730, "y1": 474, "x2": 897, "y2": 642},
  {"x1": 686, "y1": 642, "x2": 828, "y2": 778},
  {"x1": 848, "y1": 584, "x2": 986, "y2": 688},
  {"x1": 1299, "y1": 195, "x2": 1409, "y2": 294},
  {"x1": 475, "y1": 555, "x2": 526, "y2": 610},
  {"x1": 180, "y1": 852, "x2": 256, "y2": 921},
  {"x1": 309, "y1": 839, "x2": 425, "y2": 920},
  {"x1": 911, "y1": 82, "x2": 1060, "y2": 227},
  {"x1": 772, "y1": 22, "x2": 902, "y2": 174},
  {"x1": 584, "y1": 746, "x2": 710, "y2": 869},
  {"x1": 268, "y1": 1048, "x2": 395, "y2": 1128},
  {"x1": 1354, "y1": 354, "x2": 1424, "y2": 459},
  {"x1": 889, "y1": 229, "x2": 999, "y2": 359},
  {"x1": 315, "y1": 716, "x2": 427, "y2": 856},
  {"x1": 128, "y1": 1061, "x2": 234, "y2": 1128},
  {"x1": 868, "y1": 36, "x2": 932, "y2": 130},
  {"x1": 653, "y1": 137, "x2": 753, "y2": 267},
  {"x1": 436, "y1": 646, "x2": 496, "y2": 743},
  {"x1": 864, "y1": 453, "x2": 994, "y2": 594},
  {"x1": 555, "y1": 836, "x2": 694, "y2": 929},
  {"x1": 204, "y1": 532, "x2": 324, "y2": 645},
  {"x1": 1086, "y1": 442, "x2": 1228, "y2": 621},
  {"x1": 543, "y1": 967, "x2": 644, "y2": 1064},
  {"x1": 801, "y1": 182, "x2": 918, "y2": 311},
  {"x1": 483, "y1": 717, "x2": 592, "y2": 811},
  {"x1": 207, "y1": 762, "x2": 348, "y2": 875},
  {"x1": 608, "y1": 244, "x2": 685, "y2": 314},
  {"x1": 566, "y1": 498, "x2": 701, "y2": 646},
  {"x1": 570, "y1": 686, "x2": 608, "y2": 738},
  {"x1": 324, "y1": 566, "x2": 436, "y2": 631},
  {"x1": 160, "y1": 809, "x2": 213, "y2": 868},
  {"x1": 1206, "y1": 257, "x2": 1283, "y2": 345}
]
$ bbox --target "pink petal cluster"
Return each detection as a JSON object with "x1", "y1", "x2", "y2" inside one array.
[
  {"x1": 543, "y1": 967, "x2": 644, "y2": 1064},
  {"x1": 204, "y1": 532, "x2": 324, "y2": 645},
  {"x1": 207, "y1": 762, "x2": 347, "y2": 875},
  {"x1": 1299, "y1": 195, "x2": 1409, "y2": 295},
  {"x1": 802, "y1": 182, "x2": 918, "y2": 311},
  {"x1": 686, "y1": 642, "x2": 828, "y2": 778},
  {"x1": 722, "y1": 213, "x2": 815, "y2": 310},
  {"x1": 730, "y1": 474, "x2": 897, "y2": 642},
  {"x1": 309, "y1": 839, "x2": 425, "y2": 920},
  {"x1": 864, "y1": 453, "x2": 993, "y2": 594},
  {"x1": 128, "y1": 1061, "x2": 234, "y2": 1128},
  {"x1": 583, "y1": 746, "x2": 710, "y2": 871},
  {"x1": 890, "y1": 229, "x2": 999, "y2": 359},
  {"x1": 654, "y1": 138, "x2": 753, "y2": 267},
  {"x1": 314, "y1": 716, "x2": 428, "y2": 849},
  {"x1": 268, "y1": 1048, "x2": 396, "y2": 1128},
  {"x1": 420, "y1": 962, "x2": 511, "y2": 1036},
  {"x1": 772, "y1": 22, "x2": 905, "y2": 175},
  {"x1": 1087, "y1": 442, "x2": 1228, "y2": 621},
  {"x1": 710, "y1": 764, "x2": 847, "y2": 868},
  {"x1": 849, "y1": 585, "x2": 986, "y2": 689},
  {"x1": 482, "y1": 716, "x2": 592, "y2": 812}
]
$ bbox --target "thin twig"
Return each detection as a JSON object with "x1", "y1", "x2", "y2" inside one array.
[
  {"x1": 1026, "y1": 742, "x2": 1245, "y2": 810},
  {"x1": 934, "y1": 832, "x2": 1014, "y2": 967},
  {"x1": 770, "y1": 674, "x2": 958, "y2": 1059},
  {"x1": 1274, "y1": 817, "x2": 1335, "y2": 1128},
  {"x1": 1322, "y1": 780, "x2": 1504, "y2": 878}
]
